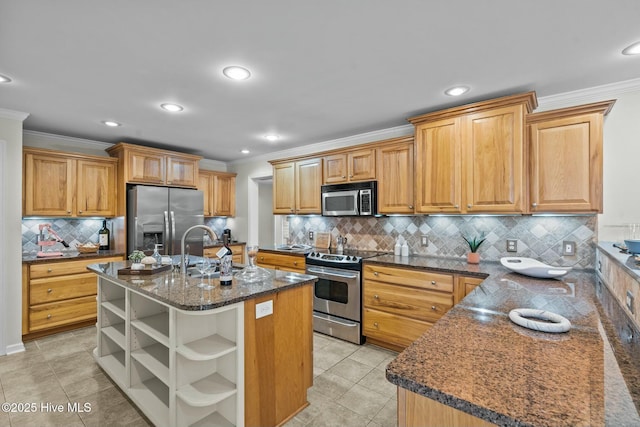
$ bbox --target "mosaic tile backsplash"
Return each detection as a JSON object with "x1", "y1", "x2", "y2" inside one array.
[
  {"x1": 287, "y1": 215, "x2": 597, "y2": 269},
  {"x1": 22, "y1": 217, "x2": 227, "y2": 254}
]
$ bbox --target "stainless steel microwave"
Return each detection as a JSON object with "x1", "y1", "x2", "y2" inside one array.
[{"x1": 321, "y1": 181, "x2": 377, "y2": 216}]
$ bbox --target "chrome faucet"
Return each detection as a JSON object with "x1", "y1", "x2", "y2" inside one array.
[{"x1": 181, "y1": 225, "x2": 218, "y2": 275}]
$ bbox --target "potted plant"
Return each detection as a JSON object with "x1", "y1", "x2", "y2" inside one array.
[
  {"x1": 463, "y1": 234, "x2": 486, "y2": 264},
  {"x1": 128, "y1": 250, "x2": 146, "y2": 269}
]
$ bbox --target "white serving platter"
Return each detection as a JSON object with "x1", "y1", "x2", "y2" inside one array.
[{"x1": 500, "y1": 257, "x2": 572, "y2": 279}]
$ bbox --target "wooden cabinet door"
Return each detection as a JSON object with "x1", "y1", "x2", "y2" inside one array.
[
  {"x1": 377, "y1": 141, "x2": 414, "y2": 214},
  {"x1": 273, "y1": 162, "x2": 296, "y2": 214},
  {"x1": 76, "y1": 159, "x2": 116, "y2": 217},
  {"x1": 529, "y1": 112, "x2": 603, "y2": 213},
  {"x1": 348, "y1": 148, "x2": 376, "y2": 181},
  {"x1": 167, "y1": 155, "x2": 198, "y2": 187},
  {"x1": 24, "y1": 152, "x2": 74, "y2": 216},
  {"x1": 127, "y1": 150, "x2": 166, "y2": 184},
  {"x1": 414, "y1": 117, "x2": 463, "y2": 213},
  {"x1": 198, "y1": 172, "x2": 213, "y2": 216},
  {"x1": 463, "y1": 105, "x2": 525, "y2": 213},
  {"x1": 295, "y1": 158, "x2": 322, "y2": 214},
  {"x1": 213, "y1": 173, "x2": 236, "y2": 217},
  {"x1": 323, "y1": 153, "x2": 348, "y2": 184}
]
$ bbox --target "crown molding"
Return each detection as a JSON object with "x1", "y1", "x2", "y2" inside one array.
[
  {"x1": 230, "y1": 123, "x2": 414, "y2": 166},
  {"x1": 23, "y1": 130, "x2": 113, "y2": 149},
  {"x1": 0, "y1": 108, "x2": 29, "y2": 122},
  {"x1": 537, "y1": 77, "x2": 640, "y2": 112}
]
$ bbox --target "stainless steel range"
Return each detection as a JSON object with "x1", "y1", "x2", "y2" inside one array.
[{"x1": 306, "y1": 249, "x2": 381, "y2": 344}]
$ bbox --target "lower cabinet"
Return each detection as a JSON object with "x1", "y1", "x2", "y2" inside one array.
[
  {"x1": 362, "y1": 264, "x2": 455, "y2": 351},
  {"x1": 22, "y1": 255, "x2": 123, "y2": 339},
  {"x1": 256, "y1": 251, "x2": 306, "y2": 274},
  {"x1": 96, "y1": 277, "x2": 244, "y2": 427},
  {"x1": 204, "y1": 243, "x2": 246, "y2": 265}
]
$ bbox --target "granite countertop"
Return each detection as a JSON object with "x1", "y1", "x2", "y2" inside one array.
[
  {"x1": 87, "y1": 261, "x2": 317, "y2": 311},
  {"x1": 22, "y1": 250, "x2": 125, "y2": 264},
  {"x1": 373, "y1": 254, "x2": 640, "y2": 426}
]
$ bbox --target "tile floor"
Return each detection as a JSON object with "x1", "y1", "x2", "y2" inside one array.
[{"x1": 0, "y1": 328, "x2": 397, "y2": 426}]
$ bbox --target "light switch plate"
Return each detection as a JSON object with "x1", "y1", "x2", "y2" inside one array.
[
  {"x1": 506, "y1": 239, "x2": 518, "y2": 252},
  {"x1": 256, "y1": 300, "x2": 273, "y2": 319},
  {"x1": 309, "y1": 231, "x2": 314, "y2": 240},
  {"x1": 563, "y1": 241, "x2": 576, "y2": 256}
]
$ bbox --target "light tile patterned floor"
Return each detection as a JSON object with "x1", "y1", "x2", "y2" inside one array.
[{"x1": 0, "y1": 328, "x2": 397, "y2": 426}]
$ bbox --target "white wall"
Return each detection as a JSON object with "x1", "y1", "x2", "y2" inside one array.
[{"x1": 0, "y1": 110, "x2": 28, "y2": 355}]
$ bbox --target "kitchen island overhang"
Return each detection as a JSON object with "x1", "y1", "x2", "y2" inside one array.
[{"x1": 88, "y1": 261, "x2": 317, "y2": 427}]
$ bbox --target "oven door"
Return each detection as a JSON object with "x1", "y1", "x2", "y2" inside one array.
[
  {"x1": 322, "y1": 190, "x2": 359, "y2": 216},
  {"x1": 307, "y1": 265, "x2": 361, "y2": 321}
]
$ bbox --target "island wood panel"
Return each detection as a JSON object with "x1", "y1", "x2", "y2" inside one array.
[
  {"x1": 244, "y1": 284, "x2": 313, "y2": 427},
  {"x1": 398, "y1": 387, "x2": 496, "y2": 427}
]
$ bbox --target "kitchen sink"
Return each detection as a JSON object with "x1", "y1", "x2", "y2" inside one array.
[{"x1": 276, "y1": 244, "x2": 312, "y2": 252}]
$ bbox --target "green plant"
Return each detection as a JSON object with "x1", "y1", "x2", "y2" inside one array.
[
  {"x1": 128, "y1": 250, "x2": 146, "y2": 263},
  {"x1": 463, "y1": 234, "x2": 486, "y2": 253}
]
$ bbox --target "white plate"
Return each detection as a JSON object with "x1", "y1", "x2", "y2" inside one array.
[{"x1": 500, "y1": 257, "x2": 572, "y2": 279}]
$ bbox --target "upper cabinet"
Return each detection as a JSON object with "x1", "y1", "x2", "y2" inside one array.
[
  {"x1": 24, "y1": 148, "x2": 117, "y2": 217},
  {"x1": 272, "y1": 157, "x2": 323, "y2": 214},
  {"x1": 323, "y1": 148, "x2": 376, "y2": 184},
  {"x1": 376, "y1": 137, "x2": 415, "y2": 214},
  {"x1": 198, "y1": 170, "x2": 237, "y2": 217},
  {"x1": 410, "y1": 92, "x2": 537, "y2": 214},
  {"x1": 106, "y1": 142, "x2": 201, "y2": 188},
  {"x1": 526, "y1": 100, "x2": 615, "y2": 213}
]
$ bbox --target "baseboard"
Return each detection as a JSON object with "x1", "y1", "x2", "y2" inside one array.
[{"x1": 5, "y1": 342, "x2": 25, "y2": 355}]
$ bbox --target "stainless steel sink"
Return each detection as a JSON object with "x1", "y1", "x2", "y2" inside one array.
[{"x1": 276, "y1": 244, "x2": 312, "y2": 252}]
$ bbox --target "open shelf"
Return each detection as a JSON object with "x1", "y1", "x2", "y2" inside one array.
[
  {"x1": 101, "y1": 323, "x2": 126, "y2": 349},
  {"x1": 96, "y1": 350, "x2": 125, "y2": 387},
  {"x1": 131, "y1": 312, "x2": 170, "y2": 347},
  {"x1": 131, "y1": 343, "x2": 170, "y2": 386},
  {"x1": 191, "y1": 411, "x2": 235, "y2": 427},
  {"x1": 129, "y1": 377, "x2": 170, "y2": 426},
  {"x1": 177, "y1": 334, "x2": 236, "y2": 361},
  {"x1": 102, "y1": 298, "x2": 126, "y2": 319},
  {"x1": 176, "y1": 372, "x2": 237, "y2": 407}
]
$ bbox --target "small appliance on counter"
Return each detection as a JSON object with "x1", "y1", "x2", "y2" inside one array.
[
  {"x1": 223, "y1": 228, "x2": 232, "y2": 242},
  {"x1": 37, "y1": 223, "x2": 70, "y2": 257}
]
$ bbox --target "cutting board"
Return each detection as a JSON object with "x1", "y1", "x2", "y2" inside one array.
[{"x1": 315, "y1": 233, "x2": 331, "y2": 249}]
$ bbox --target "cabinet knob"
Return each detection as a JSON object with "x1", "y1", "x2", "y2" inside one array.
[
  {"x1": 47, "y1": 268, "x2": 53, "y2": 273},
  {"x1": 373, "y1": 271, "x2": 378, "y2": 276},
  {"x1": 342, "y1": 176, "x2": 346, "y2": 179},
  {"x1": 532, "y1": 202, "x2": 538, "y2": 208},
  {"x1": 431, "y1": 280, "x2": 436, "y2": 285},
  {"x1": 431, "y1": 305, "x2": 437, "y2": 311},
  {"x1": 467, "y1": 204, "x2": 472, "y2": 209},
  {"x1": 374, "y1": 294, "x2": 379, "y2": 299},
  {"x1": 47, "y1": 288, "x2": 52, "y2": 293},
  {"x1": 598, "y1": 260, "x2": 602, "y2": 273},
  {"x1": 67, "y1": 211, "x2": 71, "y2": 214},
  {"x1": 290, "y1": 208, "x2": 295, "y2": 212},
  {"x1": 373, "y1": 322, "x2": 378, "y2": 327},
  {"x1": 293, "y1": 261, "x2": 298, "y2": 265},
  {"x1": 454, "y1": 204, "x2": 459, "y2": 209},
  {"x1": 79, "y1": 210, "x2": 83, "y2": 214},
  {"x1": 47, "y1": 314, "x2": 52, "y2": 319},
  {"x1": 408, "y1": 205, "x2": 414, "y2": 209}
]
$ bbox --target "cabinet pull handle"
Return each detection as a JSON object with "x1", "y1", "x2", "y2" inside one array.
[
  {"x1": 342, "y1": 175, "x2": 346, "y2": 179},
  {"x1": 408, "y1": 205, "x2": 414, "y2": 209},
  {"x1": 598, "y1": 260, "x2": 602, "y2": 272},
  {"x1": 47, "y1": 288, "x2": 52, "y2": 293},
  {"x1": 47, "y1": 314, "x2": 52, "y2": 319},
  {"x1": 454, "y1": 204, "x2": 459, "y2": 209},
  {"x1": 294, "y1": 261, "x2": 298, "y2": 265},
  {"x1": 47, "y1": 268, "x2": 53, "y2": 273}
]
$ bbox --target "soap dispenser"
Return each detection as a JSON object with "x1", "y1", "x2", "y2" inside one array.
[
  {"x1": 394, "y1": 238, "x2": 402, "y2": 256},
  {"x1": 401, "y1": 239, "x2": 409, "y2": 257},
  {"x1": 152, "y1": 244, "x2": 163, "y2": 266}
]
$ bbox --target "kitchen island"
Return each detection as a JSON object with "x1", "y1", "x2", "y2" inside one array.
[
  {"x1": 369, "y1": 256, "x2": 640, "y2": 426},
  {"x1": 87, "y1": 261, "x2": 317, "y2": 427}
]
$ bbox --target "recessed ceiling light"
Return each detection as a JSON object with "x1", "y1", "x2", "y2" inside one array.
[
  {"x1": 264, "y1": 134, "x2": 280, "y2": 142},
  {"x1": 241, "y1": 149, "x2": 250, "y2": 154},
  {"x1": 445, "y1": 86, "x2": 470, "y2": 96},
  {"x1": 160, "y1": 103, "x2": 184, "y2": 112},
  {"x1": 223, "y1": 66, "x2": 251, "y2": 80},
  {"x1": 622, "y1": 41, "x2": 640, "y2": 55},
  {"x1": 102, "y1": 120, "x2": 121, "y2": 127},
  {"x1": 0, "y1": 74, "x2": 12, "y2": 83}
]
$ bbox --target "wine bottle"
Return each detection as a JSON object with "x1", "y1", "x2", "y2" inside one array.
[
  {"x1": 98, "y1": 220, "x2": 110, "y2": 250},
  {"x1": 218, "y1": 234, "x2": 233, "y2": 286}
]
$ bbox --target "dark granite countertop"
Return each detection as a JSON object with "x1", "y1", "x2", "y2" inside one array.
[
  {"x1": 22, "y1": 250, "x2": 125, "y2": 264},
  {"x1": 87, "y1": 261, "x2": 317, "y2": 311},
  {"x1": 374, "y1": 254, "x2": 640, "y2": 426}
]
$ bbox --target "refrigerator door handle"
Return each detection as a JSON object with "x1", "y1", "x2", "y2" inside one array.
[
  {"x1": 170, "y1": 210, "x2": 176, "y2": 254},
  {"x1": 163, "y1": 211, "x2": 170, "y2": 255}
]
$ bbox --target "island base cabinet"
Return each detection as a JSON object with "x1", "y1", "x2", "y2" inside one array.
[
  {"x1": 397, "y1": 388, "x2": 496, "y2": 427},
  {"x1": 94, "y1": 277, "x2": 245, "y2": 427}
]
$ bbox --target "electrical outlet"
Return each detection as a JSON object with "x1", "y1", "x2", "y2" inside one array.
[
  {"x1": 256, "y1": 300, "x2": 273, "y2": 319},
  {"x1": 421, "y1": 235, "x2": 429, "y2": 247},
  {"x1": 627, "y1": 291, "x2": 635, "y2": 314},
  {"x1": 506, "y1": 239, "x2": 518, "y2": 252},
  {"x1": 308, "y1": 231, "x2": 314, "y2": 240},
  {"x1": 563, "y1": 241, "x2": 576, "y2": 256}
]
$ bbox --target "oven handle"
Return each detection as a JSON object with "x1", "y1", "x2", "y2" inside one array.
[
  {"x1": 313, "y1": 312, "x2": 358, "y2": 327},
  {"x1": 306, "y1": 266, "x2": 359, "y2": 280}
]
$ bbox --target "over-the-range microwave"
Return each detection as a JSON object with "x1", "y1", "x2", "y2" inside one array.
[{"x1": 321, "y1": 181, "x2": 377, "y2": 216}]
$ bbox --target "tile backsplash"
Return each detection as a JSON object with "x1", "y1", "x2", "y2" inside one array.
[
  {"x1": 288, "y1": 215, "x2": 597, "y2": 269},
  {"x1": 22, "y1": 217, "x2": 227, "y2": 254}
]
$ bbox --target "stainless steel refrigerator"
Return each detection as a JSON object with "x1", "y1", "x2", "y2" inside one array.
[{"x1": 127, "y1": 185, "x2": 204, "y2": 256}]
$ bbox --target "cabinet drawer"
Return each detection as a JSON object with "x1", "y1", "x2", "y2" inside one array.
[
  {"x1": 363, "y1": 264, "x2": 454, "y2": 293},
  {"x1": 29, "y1": 256, "x2": 123, "y2": 279},
  {"x1": 363, "y1": 308, "x2": 432, "y2": 349},
  {"x1": 257, "y1": 252, "x2": 305, "y2": 271},
  {"x1": 364, "y1": 281, "x2": 453, "y2": 323},
  {"x1": 29, "y1": 295, "x2": 97, "y2": 332},
  {"x1": 30, "y1": 272, "x2": 97, "y2": 304}
]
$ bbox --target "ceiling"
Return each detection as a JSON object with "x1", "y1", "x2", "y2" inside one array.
[{"x1": 1, "y1": 1, "x2": 640, "y2": 162}]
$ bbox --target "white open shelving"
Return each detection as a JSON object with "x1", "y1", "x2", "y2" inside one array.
[{"x1": 94, "y1": 277, "x2": 244, "y2": 427}]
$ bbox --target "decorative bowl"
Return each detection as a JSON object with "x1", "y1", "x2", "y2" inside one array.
[
  {"x1": 500, "y1": 257, "x2": 572, "y2": 279},
  {"x1": 76, "y1": 243, "x2": 99, "y2": 253},
  {"x1": 624, "y1": 240, "x2": 640, "y2": 254}
]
